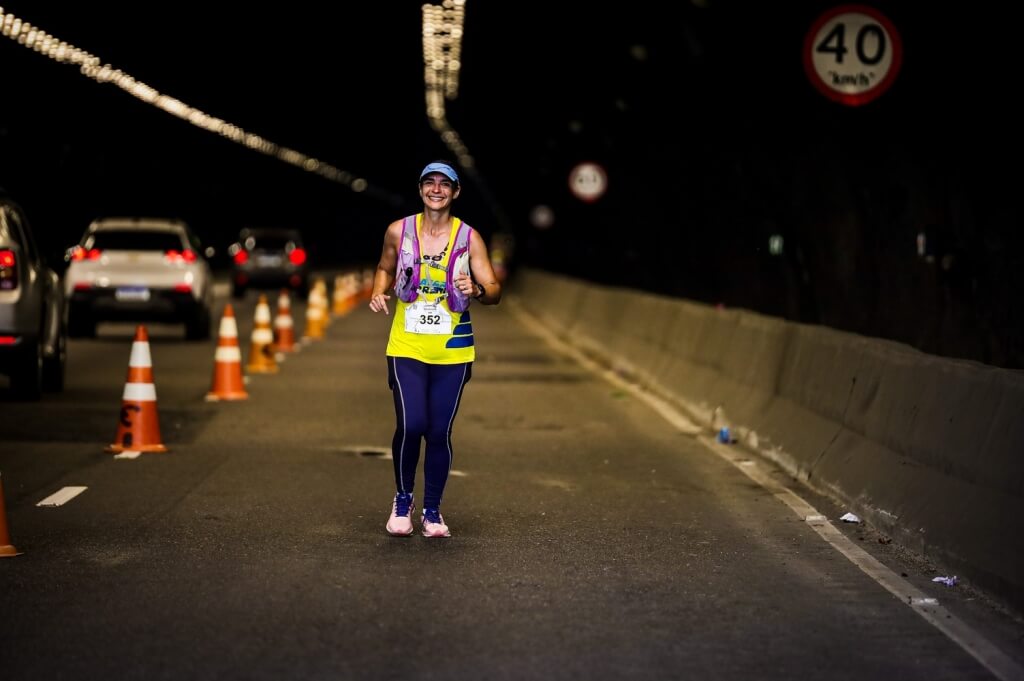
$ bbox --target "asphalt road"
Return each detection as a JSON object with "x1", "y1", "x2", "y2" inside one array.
[{"x1": 2, "y1": 281, "x2": 1023, "y2": 680}]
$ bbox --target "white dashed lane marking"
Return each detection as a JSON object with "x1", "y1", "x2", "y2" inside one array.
[{"x1": 36, "y1": 486, "x2": 88, "y2": 507}]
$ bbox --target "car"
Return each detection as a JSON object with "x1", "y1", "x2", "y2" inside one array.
[
  {"x1": 64, "y1": 217, "x2": 214, "y2": 340},
  {"x1": 0, "y1": 190, "x2": 67, "y2": 399},
  {"x1": 228, "y1": 227, "x2": 309, "y2": 298}
]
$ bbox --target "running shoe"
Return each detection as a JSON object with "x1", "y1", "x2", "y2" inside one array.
[
  {"x1": 386, "y1": 492, "x2": 415, "y2": 536},
  {"x1": 421, "y1": 508, "x2": 451, "y2": 538}
]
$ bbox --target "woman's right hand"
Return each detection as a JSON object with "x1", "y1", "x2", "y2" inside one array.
[{"x1": 369, "y1": 293, "x2": 391, "y2": 314}]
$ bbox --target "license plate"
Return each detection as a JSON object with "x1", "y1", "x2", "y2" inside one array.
[
  {"x1": 257, "y1": 255, "x2": 282, "y2": 266},
  {"x1": 115, "y1": 287, "x2": 151, "y2": 301}
]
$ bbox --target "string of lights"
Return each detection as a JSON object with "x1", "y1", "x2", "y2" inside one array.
[
  {"x1": 0, "y1": 5, "x2": 378, "y2": 196},
  {"x1": 421, "y1": 0, "x2": 511, "y2": 231},
  {"x1": 422, "y1": 0, "x2": 474, "y2": 171}
]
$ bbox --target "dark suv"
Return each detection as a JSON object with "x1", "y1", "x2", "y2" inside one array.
[
  {"x1": 0, "y1": 191, "x2": 67, "y2": 399},
  {"x1": 228, "y1": 227, "x2": 309, "y2": 298}
]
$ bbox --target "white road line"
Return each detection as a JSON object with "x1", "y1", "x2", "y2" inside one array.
[
  {"x1": 509, "y1": 300, "x2": 1024, "y2": 681},
  {"x1": 36, "y1": 486, "x2": 88, "y2": 507},
  {"x1": 700, "y1": 436, "x2": 1024, "y2": 681}
]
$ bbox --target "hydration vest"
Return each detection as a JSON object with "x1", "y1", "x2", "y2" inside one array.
[{"x1": 393, "y1": 214, "x2": 474, "y2": 312}]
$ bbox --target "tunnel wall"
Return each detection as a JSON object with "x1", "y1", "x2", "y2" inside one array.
[{"x1": 512, "y1": 268, "x2": 1024, "y2": 609}]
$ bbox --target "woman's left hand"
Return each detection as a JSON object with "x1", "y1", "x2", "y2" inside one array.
[{"x1": 454, "y1": 273, "x2": 476, "y2": 297}]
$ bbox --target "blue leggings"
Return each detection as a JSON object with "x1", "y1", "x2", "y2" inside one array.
[{"x1": 387, "y1": 357, "x2": 472, "y2": 510}]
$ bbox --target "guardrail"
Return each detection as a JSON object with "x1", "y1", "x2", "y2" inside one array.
[{"x1": 512, "y1": 268, "x2": 1024, "y2": 610}]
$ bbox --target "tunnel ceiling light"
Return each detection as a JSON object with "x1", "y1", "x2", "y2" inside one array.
[
  {"x1": 0, "y1": 5, "x2": 395, "y2": 199},
  {"x1": 422, "y1": 0, "x2": 474, "y2": 171}
]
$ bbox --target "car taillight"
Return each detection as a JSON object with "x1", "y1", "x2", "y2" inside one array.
[
  {"x1": 0, "y1": 248, "x2": 16, "y2": 290},
  {"x1": 233, "y1": 251, "x2": 249, "y2": 265},
  {"x1": 71, "y1": 246, "x2": 101, "y2": 261},
  {"x1": 165, "y1": 249, "x2": 198, "y2": 263},
  {"x1": 173, "y1": 283, "x2": 193, "y2": 293},
  {"x1": 288, "y1": 248, "x2": 307, "y2": 266}
]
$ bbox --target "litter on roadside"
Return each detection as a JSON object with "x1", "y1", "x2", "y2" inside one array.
[
  {"x1": 932, "y1": 575, "x2": 959, "y2": 587},
  {"x1": 839, "y1": 512, "x2": 861, "y2": 523}
]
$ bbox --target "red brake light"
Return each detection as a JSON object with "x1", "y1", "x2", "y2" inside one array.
[
  {"x1": 0, "y1": 249, "x2": 16, "y2": 290},
  {"x1": 165, "y1": 249, "x2": 197, "y2": 263},
  {"x1": 173, "y1": 283, "x2": 193, "y2": 293},
  {"x1": 71, "y1": 247, "x2": 101, "y2": 261},
  {"x1": 233, "y1": 251, "x2": 249, "y2": 265},
  {"x1": 0, "y1": 336, "x2": 17, "y2": 345},
  {"x1": 288, "y1": 248, "x2": 307, "y2": 266}
]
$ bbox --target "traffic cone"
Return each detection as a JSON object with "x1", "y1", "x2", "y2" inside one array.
[
  {"x1": 361, "y1": 268, "x2": 374, "y2": 301},
  {"x1": 273, "y1": 289, "x2": 297, "y2": 353},
  {"x1": 315, "y1": 278, "x2": 332, "y2": 328},
  {"x1": 0, "y1": 473, "x2": 22, "y2": 557},
  {"x1": 206, "y1": 304, "x2": 249, "y2": 401},
  {"x1": 303, "y1": 285, "x2": 326, "y2": 340},
  {"x1": 332, "y1": 274, "x2": 347, "y2": 315},
  {"x1": 246, "y1": 294, "x2": 279, "y2": 374},
  {"x1": 106, "y1": 325, "x2": 167, "y2": 453},
  {"x1": 337, "y1": 273, "x2": 358, "y2": 315}
]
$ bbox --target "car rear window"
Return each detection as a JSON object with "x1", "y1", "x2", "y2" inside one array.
[
  {"x1": 247, "y1": 235, "x2": 297, "y2": 250},
  {"x1": 87, "y1": 230, "x2": 186, "y2": 251}
]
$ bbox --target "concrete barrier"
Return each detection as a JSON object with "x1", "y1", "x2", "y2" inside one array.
[{"x1": 512, "y1": 268, "x2": 1024, "y2": 609}]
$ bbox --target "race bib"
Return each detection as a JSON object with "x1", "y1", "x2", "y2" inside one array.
[{"x1": 404, "y1": 301, "x2": 452, "y2": 334}]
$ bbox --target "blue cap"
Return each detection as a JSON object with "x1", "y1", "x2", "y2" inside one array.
[{"x1": 419, "y1": 162, "x2": 459, "y2": 185}]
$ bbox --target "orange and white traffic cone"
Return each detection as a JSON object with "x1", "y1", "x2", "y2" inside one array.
[
  {"x1": 0, "y1": 473, "x2": 22, "y2": 557},
  {"x1": 361, "y1": 268, "x2": 374, "y2": 301},
  {"x1": 106, "y1": 325, "x2": 167, "y2": 453},
  {"x1": 332, "y1": 274, "x2": 349, "y2": 316},
  {"x1": 333, "y1": 273, "x2": 356, "y2": 315},
  {"x1": 206, "y1": 304, "x2": 249, "y2": 401},
  {"x1": 246, "y1": 294, "x2": 279, "y2": 374},
  {"x1": 273, "y1": 289, "x2": 297, "y2": 353},
  {"x1": 315, "y1": 278, "x2": 332, "y2": 328},
  {"x1": 303, "y1": 285, "x2": 326, "y2": 341}
]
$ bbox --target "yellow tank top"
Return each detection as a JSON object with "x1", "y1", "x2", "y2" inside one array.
[{"x1": 386, "y1": 215, "x2": 475, "y2": 363}]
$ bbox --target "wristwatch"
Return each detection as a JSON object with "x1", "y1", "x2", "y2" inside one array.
[{"x1": 473, "y1": 283, "x2": 485, "y2": 300}]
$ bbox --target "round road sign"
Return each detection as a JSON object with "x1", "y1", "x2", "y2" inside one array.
[
  {"x1": 568, "y1": 162, "x2": 607, "y2": 203},
  {"x1": 803, "y1": 5, "x2": 903, "y2": 106}
]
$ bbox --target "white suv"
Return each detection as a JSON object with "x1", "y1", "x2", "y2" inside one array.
[{"x1": 65, "y1": 217, "x2": 213, "y2": 339}]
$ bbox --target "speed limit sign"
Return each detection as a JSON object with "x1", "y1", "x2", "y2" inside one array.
[{"x1": 803, "y1": 5, "x2": 902, "y2": 106}]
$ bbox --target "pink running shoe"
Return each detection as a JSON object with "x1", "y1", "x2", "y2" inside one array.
[
  {"x1": 421, "y1": 508, "x2": 451, "y2": 538},
  {"x1": 386, "y1": 493, "x2": 415, "y2": 536}
]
